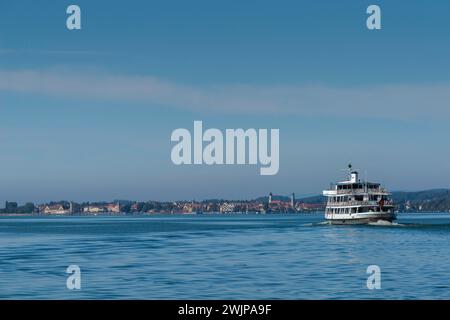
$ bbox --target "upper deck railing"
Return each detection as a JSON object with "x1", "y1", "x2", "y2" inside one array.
[
  {"x1": 336, "y1": 188, "x2": 388, "y2": 194},
  {"x1": 333, "y1": 187, "x2": 389, "y2": 195},
  {"x1": 326, "y1": 200, "x2": 394, "y2": 207}
]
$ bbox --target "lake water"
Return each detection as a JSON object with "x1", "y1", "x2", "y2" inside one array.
[{"x1": 0, "y1": 213, "x2": 449, "y2": 299}]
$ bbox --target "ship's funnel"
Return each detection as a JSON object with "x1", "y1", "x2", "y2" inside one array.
[{"x1": 350, "y1": 171, "x2": 358, "y2": 183}]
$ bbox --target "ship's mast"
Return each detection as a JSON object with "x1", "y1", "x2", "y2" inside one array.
[{"x1": 346, "y1": 163, "x2": 359, "y2": 183}]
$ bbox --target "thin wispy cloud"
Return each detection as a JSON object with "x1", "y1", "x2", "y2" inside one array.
[{"x1": 1, "y1": 68, "x2": 449, "y2": 119}]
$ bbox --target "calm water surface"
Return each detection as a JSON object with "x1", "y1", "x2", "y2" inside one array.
[{"x1": 0, "y1": 213, "x2": 449, "y2": 299}]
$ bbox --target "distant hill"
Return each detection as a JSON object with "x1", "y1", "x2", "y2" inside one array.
[
  {"x1": 390, "y1": 189, "x2": 450, "y2": 202},
  {"x1": 255, "y1": 195, "x2": 291, "y2": 203},
  {"x1": 391, "y1": 189, "x2": 450, "y2": 212},
  {"x1": 295, "y1": 189, "x2": 450, "y2": 212},
  {"x1": 297, "y1": 195, "x2": 325, "y2": 204},
  {"x1": 204, "y1": 189, "x2": 450, "y2": 212}
]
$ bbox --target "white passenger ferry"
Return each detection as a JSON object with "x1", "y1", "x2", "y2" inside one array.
[{"x1": 323, "y1": 164, "x2": 396, "y2": 224}]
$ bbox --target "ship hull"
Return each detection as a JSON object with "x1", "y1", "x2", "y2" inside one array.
[{"x1": 325, "y1": 212, "x2": 396, "y2": 225}]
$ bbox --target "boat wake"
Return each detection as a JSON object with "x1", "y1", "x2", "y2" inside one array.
[
  {"x1": 310, "y1": 221, "x2": 333, "y2": 226},
  {"x1": 310, "y1": 220, "x2": 406, "y2": 227},
  {"x1": 307, "y1": 218, "x2": 450, "y2": 228},
  {"x1": 367, "y1": 220, "x2": 404, "y2": 227}
]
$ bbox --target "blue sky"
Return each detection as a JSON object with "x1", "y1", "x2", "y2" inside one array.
[{"x1": 1, "y1": 0, "x2": 450, "y2": 203}]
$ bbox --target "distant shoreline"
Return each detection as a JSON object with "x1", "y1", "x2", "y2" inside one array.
[
  {"x1": 2, "y1": 189, "x2": 450, "y2": 215},
  {"x1": 1, "y1": 211, "x2": 450, "y2": 217}
]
